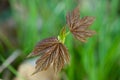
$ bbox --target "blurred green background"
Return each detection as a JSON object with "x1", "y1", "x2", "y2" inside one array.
[{"x1": 0, "y1": 0, "x2": 120, "y2": 80}]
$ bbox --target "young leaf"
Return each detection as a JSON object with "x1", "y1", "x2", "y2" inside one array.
[
  {"x1": 28, "y1": 37, "x2": 70, "y2": 74},
  {"x1": 66, "y1": 7, "x2": 96, "y2": 42}
]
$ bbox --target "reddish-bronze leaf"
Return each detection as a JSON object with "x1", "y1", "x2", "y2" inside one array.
[
  {"x1": 66, "y1": 7, "x2": 96, "y2": 42},
  {"x1": 27, "y1": 37, "x2": 59, "y2": 57},
  {"x1": 29, "y1": 37, "x2": 70, "y2": 74}
]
